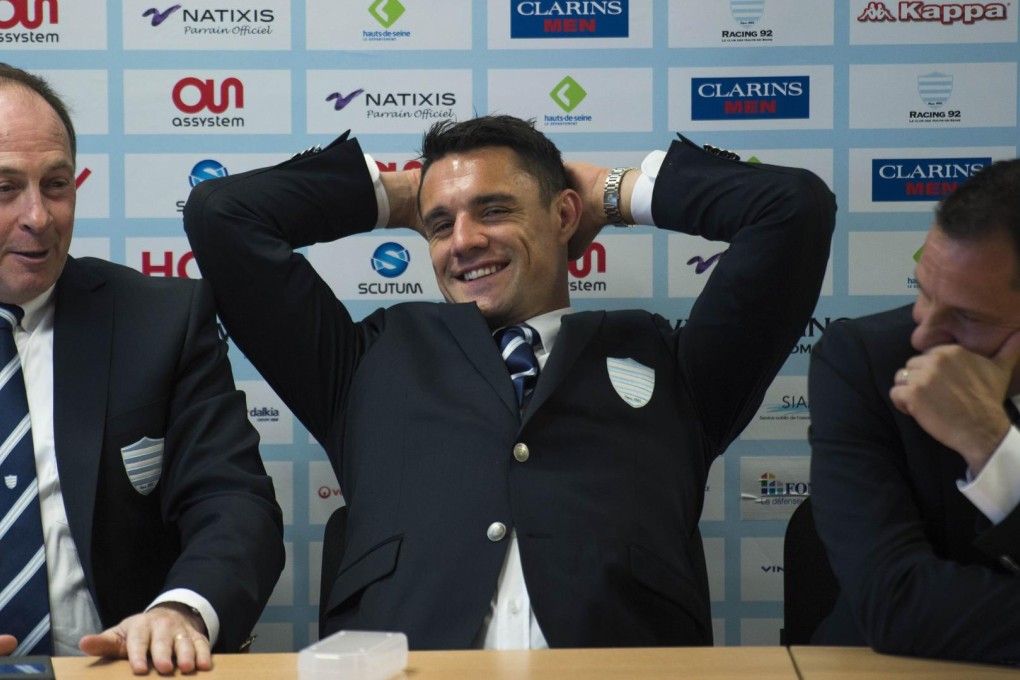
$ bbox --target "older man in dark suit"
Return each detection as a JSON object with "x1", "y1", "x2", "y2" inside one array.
[{"x1": 0, "y1": 63, "x2": 283, "y2": 673}]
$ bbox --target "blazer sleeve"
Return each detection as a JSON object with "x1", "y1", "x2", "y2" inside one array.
[
  {"x1": 652, "y1": 137, "x2": 835, "y2": 453},
  {"x1": 809, "y1": 317, "x2": 1020, "y2": 663},
  {"x1": 156, "y1": 279, "x2": 285, "y2": 652},
  {"x1": 184, "y1": 134, "x2": 381, "y2": 460}
]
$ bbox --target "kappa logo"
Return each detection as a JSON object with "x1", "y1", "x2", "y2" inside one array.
[
  {"x1": 858, "y1": 1, "x2": 1007, "y2": 24},
  {"x1": 326, "y1": 89, "x2": 365, "y2": 111}
]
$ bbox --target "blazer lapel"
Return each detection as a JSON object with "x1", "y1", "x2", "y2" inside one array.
[
  {"x1": 439, "y1": 303, "x2": 519, "y2": 417},
  {"x1": 51, "y1": 258, "x2": 112, "y2": 593},
  {"x1": 524, "y1": 311, "x2": 604, "y2": 421}
]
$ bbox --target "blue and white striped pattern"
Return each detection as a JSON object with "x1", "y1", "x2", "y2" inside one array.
[
  {"x1": 495, "y1": 324, "x2": 542, "y2": 408},
  {"x1": 0, "y1": 303, "x2": 51, "y2": 655}
]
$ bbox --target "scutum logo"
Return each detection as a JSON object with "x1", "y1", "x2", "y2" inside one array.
[
  {"x1": 0, "y1": 0, "x2": 58, "y2": 29},
  {"x1": 550, "y1": 76, "x2": 587, "y2": 112},
  {"x1": 188, "y1": 159, "x2": 228, "y2": 188},
  {"x1": 371, "y1": 242, "x2": 410, "y2": 278},
  {"x1": 368, "y1": 0, "x2": 404, "y2": 27},
  {"x1": 172, "y1": 77, "x2": 244, "y2": 114}
]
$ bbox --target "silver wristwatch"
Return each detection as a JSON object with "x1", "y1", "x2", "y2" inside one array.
[{"x1": 603, "y1": 166, "x2": 636, "y2": 227}]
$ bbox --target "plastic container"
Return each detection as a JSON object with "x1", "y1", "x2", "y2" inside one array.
[{"x1": 297, "y1": 630, "x2": 408, "y2": 680}]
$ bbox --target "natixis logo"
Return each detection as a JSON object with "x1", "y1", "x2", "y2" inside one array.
[
  {"x1": 686, "y1": 251, "x2": 725, "y2": 275},
  {"x1": 142, "y1": 4, "x2": 181, "y2": 27},
  {"x1": 326, "y1": 89, "x2": 364, "y2": 111},
  {"x1": 188, "y1": 159, "x2": 228, "y2": 188},
  {"x1": 369, "y1": 0, "x2": 404, "y2": 27},
  {"x1": 730, "y1": 0, "x2": 765, "y2": 25},
  {"x1": 371, "y1": 242, "x2": 411, "y2": 278},
  {"x1": 550, "y1": 76, "x2": 587, "y2": 112}
]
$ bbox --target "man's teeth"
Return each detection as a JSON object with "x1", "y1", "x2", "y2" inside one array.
[{"x1": 463, "y1": 265, "x2": 502, "y2": 281}]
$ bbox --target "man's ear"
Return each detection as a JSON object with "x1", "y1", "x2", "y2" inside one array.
[{"x1": 554, "y1": 188, "x2": 582, "y2": 246}]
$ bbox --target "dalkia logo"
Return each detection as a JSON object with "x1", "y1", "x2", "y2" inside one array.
[
  {"x1": 871, "y1": 156, "x2": 989, "y2": 201},
  {"x1": 857, "y1": 1, "x2": 1007, "y2": 24},
  {"x1": 0, "y1": 0, "x2": 58, "y2": 30},
  {"x1": 510, "y1": 0, "x2": 629, "y2": 39},
  {"x1": 691, "y1": 76, "x2": 809, "y2": 120}
]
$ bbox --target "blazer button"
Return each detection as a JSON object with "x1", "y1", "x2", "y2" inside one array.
[
  {"x1": 513, "y1": 443, "x2": 530, "y2": 462},
  {"x1": 487, "y1": 522, "x2": 507, "y2": 542}
]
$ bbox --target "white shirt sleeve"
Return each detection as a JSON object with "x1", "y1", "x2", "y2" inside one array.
[
  {"x1": 363, "y1": 153, "x2": 390, "y2": 228},
  {"x1": 148, "y1": 589, "x2": 220, "y2": 646},
  {"x1": 628, "y1": 149, "x2": 667, "y2": 227},
  {"x1": 958, "y1": 426, "x2": 1020, "y2": 525}
]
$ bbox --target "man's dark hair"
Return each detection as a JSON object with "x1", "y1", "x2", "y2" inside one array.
[
  {"x1": 419, "y1": 115, "x2": 568, "y2": 205},
  {"x1": 0, "y1": 62, "x2": 77, "y2": 160},
  {"x1": 936, "y1": 158, "x2": 1020, "y2": 279}
]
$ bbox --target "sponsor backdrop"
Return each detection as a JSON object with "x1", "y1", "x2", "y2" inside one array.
[{"x1": 7, "y1": 0, "x2": 1018, "y2": 650}]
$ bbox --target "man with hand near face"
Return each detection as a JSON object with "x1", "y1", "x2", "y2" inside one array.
[
  {"x1": 185, "y1": 115, "x2": 834, "y2": 649},
  {"x1": 809, "y1": 158, "x2": 1020, "y2": 663},
  {"x1": 0, "y1": 64, "x2": 283, "y2": 673}
]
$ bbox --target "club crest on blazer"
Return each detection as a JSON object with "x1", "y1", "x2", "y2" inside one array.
[
  {"x1": 4, "y1": 474, "x2": 16, "y2": 490},
  {"x1": 120, "y1": 436, "x2": 165, "y2": 496},
  {"x1": 606, "y1": 357, "x2": 655, "y2": 408}
]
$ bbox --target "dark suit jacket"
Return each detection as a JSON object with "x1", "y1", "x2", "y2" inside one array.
[
  {"x1": 51, "y1": 256, "x2": 284, "y2": 652},
  {"x1": 809, "y1": 305, "x2": 1020, "y2": 663},
  {"x1": 185, "y1": 133, "x2": 834, "y2": 649}
]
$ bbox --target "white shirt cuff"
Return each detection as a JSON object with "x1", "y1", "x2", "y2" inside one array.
[
  {"x1": 363, "y1": 153, "x2": 389, "y2": 229},
  {"x1": 958, "y1": 426, "x2": 1020, "y2": 525},
  {"x1": 629, "y1": 149, "x2": 667, "y2": 227},
  {"x1": 148, "y1": 589, "x2": 220, "y2": 647}
]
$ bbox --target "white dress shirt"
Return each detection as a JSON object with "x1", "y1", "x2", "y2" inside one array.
[{"x1": 14, "y1": 287, "x2": 218, "y2": 653}]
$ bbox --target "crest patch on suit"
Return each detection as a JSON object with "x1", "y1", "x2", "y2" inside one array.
[
  {"x1": 4, "y1": 474, "x2": 16, "y2": 490},
  {"x1": 120, "y1": 436, "x2": 164, "y2": 495},
  {"x1": 606, "y1": 357, "x2": 655, "y2": 408}
]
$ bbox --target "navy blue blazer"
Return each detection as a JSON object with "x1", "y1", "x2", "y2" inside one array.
[{"x1": 186, "y1": 133, "x2": 834, "y2": 649}]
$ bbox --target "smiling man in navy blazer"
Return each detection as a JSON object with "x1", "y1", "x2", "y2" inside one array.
[
  {"x1": 186, "y1": 115, "x2": 834, "y2": 649},
  {"x1": 0, "y1": 64, "x2": 283, "y2": 673}
]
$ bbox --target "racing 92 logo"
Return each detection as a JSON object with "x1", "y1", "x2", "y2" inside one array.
[
  {"x1": 171, "y1": 77, "x2": 244, "y2": 114},
  {"x1": 0, "y1": 0, "x2": 58, "y2": 29}
]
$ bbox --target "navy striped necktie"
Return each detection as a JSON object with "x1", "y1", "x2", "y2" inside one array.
[
  {"x1": 495, "y1": 324, "x2": 542, "y2": 408},
  {"x1": 0, "y1": 304, "x2": 52, "y2": 655}
]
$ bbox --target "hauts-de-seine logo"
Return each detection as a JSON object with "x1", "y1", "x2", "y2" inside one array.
[
  {"x1": 365, "y1": 0, "x2": 409, "y2": 41},
  {"x1": 545, "y1": 76, "x2": 592, "y2": 127},
  {"x1": 188, "y1": 159, "x2": 228, "y2": 187},
  {"x1": 857, "y1": 1, "x2": 1008, "y2": 24}
]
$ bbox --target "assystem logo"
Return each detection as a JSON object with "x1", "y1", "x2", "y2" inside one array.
[
  {"x1": 691, "y1": 76, "x2": 809, "y2": 120},
  {"x1": 370, "y1": 242, "x2": 410, "y2": 278},
  {"x1": 871, "y1": 156, "x2": 989, "y2": 201},
  {"x1": 172, "y1": 77, "x2": 244, "y2": 114},
  {"x1": 188, "y1": 160, "x2": 228, "y2": 188},
  {"x1": 0, "y1": 0, "x2": 57, "y2": 29},
  {"x1": 511, "y1": 0, "x2": 628, "y2": 38}
]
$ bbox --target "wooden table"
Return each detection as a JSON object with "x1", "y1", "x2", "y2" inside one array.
[
  {"x1": 52, "y1": 647, "x2": 800, "y2": 679},
  {"x1": 790, "y1": 646, "x2": 1020, "y2": 679}
]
